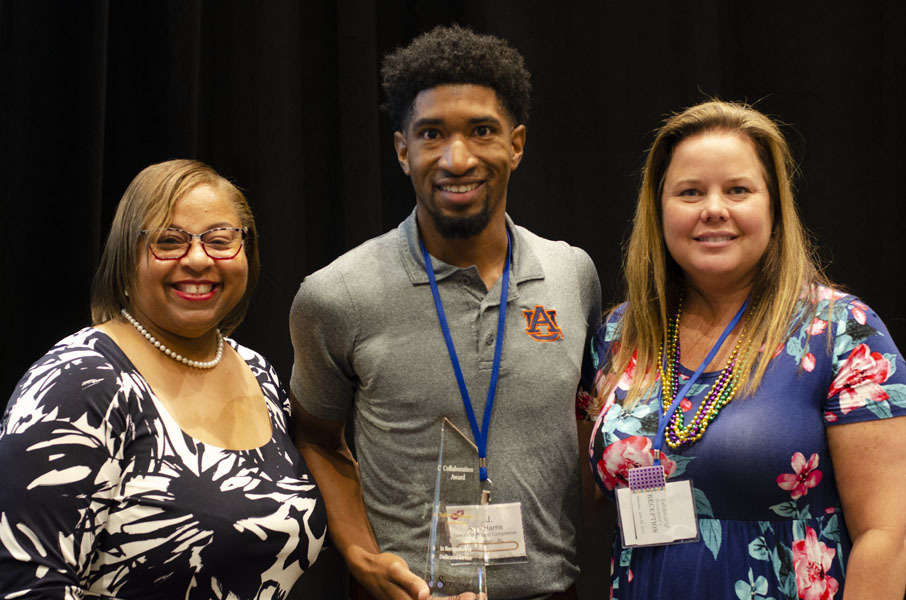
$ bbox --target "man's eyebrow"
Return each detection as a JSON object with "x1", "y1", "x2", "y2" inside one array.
[
  {"x1": 411, "y1": 117, "x2": 443, "y2": 129},
  {"x1": 468, "y1": 116, "x2": 503, "y2": 126},
  {"x1": 410, "y1": 116, "x2": 505, "y2": 129}
]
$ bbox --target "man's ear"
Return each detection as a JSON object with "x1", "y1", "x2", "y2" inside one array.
[
  {"x1": 393, "y1": 131, "x2": 410, "y2": 176},
  {"x1": 509, "y1": 124, "x2": 526, "y2": 171}
]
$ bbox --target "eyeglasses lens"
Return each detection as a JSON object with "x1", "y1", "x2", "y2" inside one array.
[{"x1": 149, "y1": 228, "x2": 244, "y2": 259}]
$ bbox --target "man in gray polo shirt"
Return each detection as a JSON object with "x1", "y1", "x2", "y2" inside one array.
[{"x1": 289, "y1": 25, "x2": 601, "y2": 600}]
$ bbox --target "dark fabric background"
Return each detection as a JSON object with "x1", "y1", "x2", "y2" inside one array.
[{"x1": 2, "y1": 2, "x2": 904, "y2": 598}]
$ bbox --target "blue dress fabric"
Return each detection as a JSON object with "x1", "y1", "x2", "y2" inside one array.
[
  {"x1": 0, "y1": 328, "x2": 326, "y2": 600},
  {"x1": 578, "y1": 288, "x2": 906, "y2": 599}
]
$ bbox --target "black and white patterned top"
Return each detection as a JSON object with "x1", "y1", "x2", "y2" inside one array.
[{"x1": 0, "y1": 328, "x2": 326, "y2": 599}]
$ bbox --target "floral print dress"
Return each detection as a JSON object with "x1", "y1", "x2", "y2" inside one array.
[
  {"x1": 579, "y1": 288, "x2": 906, "y2": 599},
  {"x1": 0, "y1": 328, "x2": 326, "y2": 600}
]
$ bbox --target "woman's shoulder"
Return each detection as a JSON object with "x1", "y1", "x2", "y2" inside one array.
[
  {"x1": 585, "y1": 303, "x2": 629, "y2": 372},
  {"x1": 609, "y1": 302, "x2": 630, "y2": 322},
  {"x1": 802, "y1": 283, "x2": 856, "y2": 307},
  {"x1": 810, "y1": 284, "x2": 906, "y2": 423},
  {"x1": 594, "y1": 302, "x2": 628, "y2": 341},
  {"x1": 5, "y1": 327, "x2": 139, "y2": 434},
  {"x1": 47, "y1": 326, "x2": 118, "y2": 355},
  {"x1": 17, "y1": 327, "x2": 128, "y2": 384},
  {"x1": 798, "y1": 284, "x2": 891, "y2": 334}
]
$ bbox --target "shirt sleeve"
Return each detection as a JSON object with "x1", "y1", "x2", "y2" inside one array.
[
  {"x1": 573, "y1": 247, "x2": 602, "y2": 422},
  {"x1": 577, "y1": 323, "x2": 621, "y2": 427},
  {"x1": 0, "y1": 344, "x2": 127, "y2": 597},
  {"x1": 289, "y1": 265, "x2": 360, "y2": 422},
  {"x1": 823, "y1": 295, "x2": 906, "y2": 424}
]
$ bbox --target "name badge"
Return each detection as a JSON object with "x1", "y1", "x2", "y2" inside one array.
[
  {"x1": 615, "y1": 469, "x2": 698, "y2": 547},
  {"x1": 445, "y1": 502, "x2": 527, "y2": 563}
]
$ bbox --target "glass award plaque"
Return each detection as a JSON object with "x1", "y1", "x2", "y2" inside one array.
[{"x1": 425, "y1": 418, "x2": 489, "y2": 598}]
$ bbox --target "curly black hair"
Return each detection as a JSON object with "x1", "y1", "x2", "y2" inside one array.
[{"x1": 381, "y1": 24, "x2": 532, "y2": 131}]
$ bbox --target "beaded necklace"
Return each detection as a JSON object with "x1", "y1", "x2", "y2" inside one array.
[
  {"x1": 657, "y1": 298, "x2": 752, "y2": 449},
  {"x1": 121, "y1": 309, "x2": 224, "y2": 369}
]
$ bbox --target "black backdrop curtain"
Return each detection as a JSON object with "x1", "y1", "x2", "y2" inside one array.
[{"x1": 2, "y1": 1, "x2": 905, "y2": 596}]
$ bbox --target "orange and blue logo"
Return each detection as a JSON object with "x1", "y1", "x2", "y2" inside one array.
[{"x1": 522, "y1": 305, "x2": 563, "y2": 342}]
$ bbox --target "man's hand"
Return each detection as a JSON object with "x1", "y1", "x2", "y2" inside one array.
[
  {"x1": 350, "y1": 548, "x2": 489, "y2": 600},
  {"x1": 349, "y1": 548, "x2": 430, "y2": 600}
]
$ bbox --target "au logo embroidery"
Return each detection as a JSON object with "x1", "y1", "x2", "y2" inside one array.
[{"x1": 522, "y1": 305, "x2": 563, "y2": 342}]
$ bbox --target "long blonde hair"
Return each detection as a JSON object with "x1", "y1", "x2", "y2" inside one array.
[{"x1": 601, "y1": 100, "x2": 829, "y2": 409}]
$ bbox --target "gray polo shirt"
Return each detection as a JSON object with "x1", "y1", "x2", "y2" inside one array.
[{"x1": 290, "y1": 209, "x2": 601, "y2": 599}]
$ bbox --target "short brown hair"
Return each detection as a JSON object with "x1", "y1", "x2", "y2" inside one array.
[{"x1": 90, "y1": 159, "x2": 259, "y2": 335}]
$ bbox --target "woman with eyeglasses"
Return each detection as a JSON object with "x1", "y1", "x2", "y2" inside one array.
[{"x1": 0, "y1": 159, "x2": 325, "y2": 599}]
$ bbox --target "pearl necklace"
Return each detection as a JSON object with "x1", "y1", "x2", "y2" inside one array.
[
  {"x1": 657, "y1": 298, "x2": 751, "y2": 449},
  {"x1": 121, "y1": 309, "x2": 224, "y2": 369}
]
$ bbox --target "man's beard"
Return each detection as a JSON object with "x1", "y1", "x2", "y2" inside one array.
[{"x1": 423, "y1": 196, "x2": 493, "y2": 239}]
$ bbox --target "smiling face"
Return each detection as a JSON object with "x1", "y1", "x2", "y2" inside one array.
[
  {"x1": 394, "y1": 83, "x2": 525, "y2": 239},
  {"x1": 661, "y1": 131, "x2": 773, "y2": 295},
  {"x1": 131, "y1": 183, "x2": 248, "y2": 341}
]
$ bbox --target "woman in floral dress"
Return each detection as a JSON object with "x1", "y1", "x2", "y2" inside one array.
[{"x1": 577, "y1": 101, "x2": 906, "y2": 598}]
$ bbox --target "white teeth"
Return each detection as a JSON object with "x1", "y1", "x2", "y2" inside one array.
[
  {"x1": 440, "y1": 183, "x2": 479, "y2": 193},
  {"x1": 177, "y1": 283, "x2": 214, "y2": 294}
]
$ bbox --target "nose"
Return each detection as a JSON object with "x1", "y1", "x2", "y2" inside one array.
[
  {"x1": 439, "y1": 137, "x2": 478, "y2": 174},
  {"x1": 701, "y1": 190, "x2": 729, "y2": 221},
  {"x1": 180, "y1": 238, "x2": 214, "y2": 270}
]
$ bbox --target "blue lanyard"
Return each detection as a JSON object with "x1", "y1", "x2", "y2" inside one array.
[
  {"x1": 420, "y1": 232, "x2": 511, "y2": 482},
  {"x1": 653, "y1": 298, "x2": 749, "y2": 465}
]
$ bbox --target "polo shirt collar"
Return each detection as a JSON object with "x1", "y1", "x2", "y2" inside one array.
[{"x1": 398, "y1": 207, "x2": 544, "y2": 287}]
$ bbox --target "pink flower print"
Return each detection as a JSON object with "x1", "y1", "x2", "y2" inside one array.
[
  {"x1": 806, "y1": 318, "x2": 827, "y2": 336},
  {"x1": 812, "y1": 286, "x2": 846, "y2": 304},
  {"x1": 801, "y1": 353, "x2": 816, "y2": 372},
  {"x1": 594, "y1": 367, "x2": 607, "y2": 392},
  {"x1": 592, "y1": 350, "x2": 638, "y2": 419},
  {"x1": 599, "y1": 390, "x2": 617, "y2": 419},
  {"x1": 575, "y1": 389, "x2": 593, "y2": 420},
  {"x1": 850, "y1": 305, "x2": 866, "y2": 325},
  {"x1": 609, "y1": 558, "x2": 615, "y2": 600},
  {"x1": 793, "y1": 526, "x2": 839, "y2": 600},
  {"x1": 576, "y1": 366, "x2": 611, "y2": 420},
  {"x1": 617, "y1": 349, "x2": 638, "y2": 391},
  {"x1": 680, "y1": 398, "x2": 692, "y2": 412},
  {"x1": 777, "y1": 452, "x2": 822, "y2": 499},
  {"x1": 596, "y1": 436, "x2": 676, "y2": 491},
  {"x1": 823, "y1": 411, "x2": 838, "y2": 423},
  {"x1": 828, "y1": 343, "x2": 891, "y2": 414}
]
